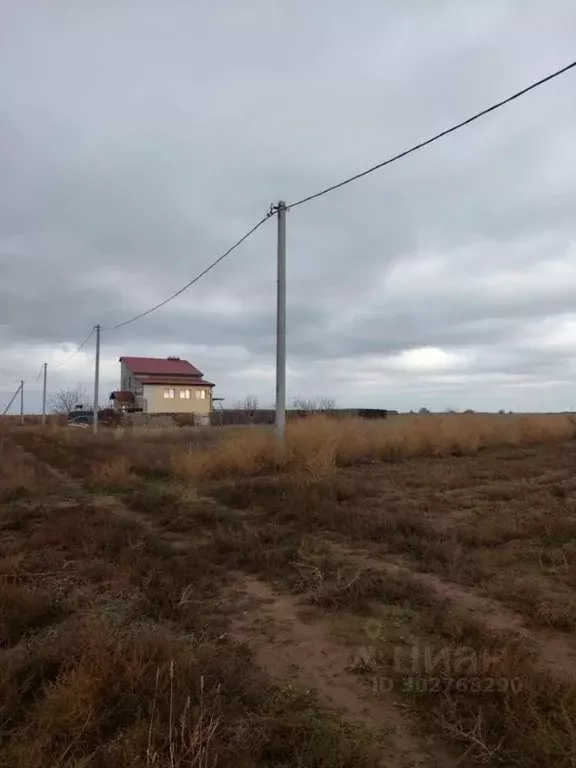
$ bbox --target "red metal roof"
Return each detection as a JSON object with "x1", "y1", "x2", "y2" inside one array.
[
  {"x1": 110, "y1": 390, "x2": 135, "y2": 402},
  {"x1": 120, "y1": 356, "x2": 203, "y2": 377}
]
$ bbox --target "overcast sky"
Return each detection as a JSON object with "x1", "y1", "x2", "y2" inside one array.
[{"x1": 1, "y1": 1, "x2": 576, "y2": 414}]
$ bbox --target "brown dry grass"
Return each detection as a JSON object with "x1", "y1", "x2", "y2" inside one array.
[
  {"x1": 369, "y1": 602, "x2": 576, "y2": 767},
  {"x1": 0, "y1": 583, "x2": 65, "y2": 647},
  {"x1": 89, "y1": 456, "x2": 138, "y2": 487},
  {"x1": 16, "y1": 413, "x2": 575, "y2": 485},
  {"x1": 171, "y1": 413, "x2": 576, "y2": 480},
  {"x1": 1, "y1": 612, "x2": 378, "y2": 767},
  {"x1": 0, "y1": 436, "x2": 63, "y2": 502},
  {"x1": 5, "y1": 414, "x2": 576, "y2": 767},
  {"x1": 0, "y1": 434, "x2": 380, "y2": 767}
]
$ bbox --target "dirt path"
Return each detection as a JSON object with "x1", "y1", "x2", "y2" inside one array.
[
  {"x1": 82, "y1": 496, "x2": 456, "y2": 764},
  {"x1": 90, "y1": 494, "x2": 458, "y2": 763},
  {"x1": 230, "y1": 574, "x2": 457, "y2": 768},
  {"x1": 327, "y1": 541, "x2": 576, "y2": 679},
  {"x1": 83, "y1": 497, "x2": 457, "y2": 763},
  {"x1": 14, "y1": 442, "x2": 198, "y2": 555},
  {"x1": 16, "y1": 439, "x2": 576, "y2": 683},
  {"x1": 15, "y1": 441, "x2": 460, "y2": 766},
  {"x1": 17, "y1": 437, "x2": 576, "y2": 681}
]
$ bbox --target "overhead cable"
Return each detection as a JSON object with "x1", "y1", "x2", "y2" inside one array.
[
  {"x1": 52, "y1": 329, "x2": 95, "y2": 369},
  {"x1": 288, "y1": 59, "x2": 576, "y2": 209},
  {"x1": 105, "y1": 211, "x2": 274, "y2": 331}
]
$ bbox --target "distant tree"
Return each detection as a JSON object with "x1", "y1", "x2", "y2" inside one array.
[
  {"x1": 464, "y1": 409, "x2": 475, "y2": 414},
  {"x1": 292, "y1": 396, "x2": 336, "y2": 413},
  {"x1": 230, "y1": 395, "x2": 261, "y2": 425},
  {"x1": 498, "y1": 409, "x2": 506, "y2": 415},
  {"x1": 418, "y1": 407, "x2": 430, "y2": 414},
  {"x1": 234, "y1": 395, "x2": 259, "y2": 412},
  {"x1": 49, "y1": 385, "x2": 88, "y2": 414}
]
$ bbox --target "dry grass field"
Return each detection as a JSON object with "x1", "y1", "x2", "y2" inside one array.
[{"x1": 2, "y1": 413, "x2": 576, "y2": 767}]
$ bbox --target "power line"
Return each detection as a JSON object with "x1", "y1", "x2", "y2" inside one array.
[
  {"x1": 11, "y1": 58, "x2": 575, "y2": 397},
  {"x1": 288, "y1": 59, "x2": 576, "y2": 209},
  {"x1": 104, "y1": 211, "x2": 274, "y2": 331},
  {"x1": 6, "y1": 213, "x2": 274, "y2": 390},
  {"x1": 52, "y1": 329, "x2": 95, "y2": 369}
]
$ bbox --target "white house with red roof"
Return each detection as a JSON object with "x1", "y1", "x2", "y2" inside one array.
[{"x1": 114, "y1": 356, "x2": 214, "y2": 416}]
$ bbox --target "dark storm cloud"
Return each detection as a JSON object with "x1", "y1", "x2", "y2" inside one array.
[{"x1": 1, "y1": 0, "x2": 576, "y2": 412}]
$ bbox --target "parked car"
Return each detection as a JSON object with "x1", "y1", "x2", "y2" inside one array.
[
  {"x1": 67, "y1": 408, "x2": 121, "y2": 428},
  {"x1": 68, "y1": 415, "x2": 93, "y2": 428}
]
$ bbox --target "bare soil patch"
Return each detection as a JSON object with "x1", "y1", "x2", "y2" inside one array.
[{"x1": 230, "y1": 574, "x2": 457, "y2": 768}]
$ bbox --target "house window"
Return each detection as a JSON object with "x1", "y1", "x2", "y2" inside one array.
[
  {"x1": 195, "y1": 389, "x2": 206, "y2": 400},
  {"x1": 163, "y1": 388, "x2": 175, "y2": 399},
  {"x1": 180, "y1": 389, "x2": 191, "y2": 399}
]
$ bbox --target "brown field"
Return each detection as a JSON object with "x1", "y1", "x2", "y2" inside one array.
[{"x1": 2, "y1": 413, "x2": 576, "y2": 767}]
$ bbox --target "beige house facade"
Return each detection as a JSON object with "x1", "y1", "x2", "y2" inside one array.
[
  {"x1": 141, "y1": 382, "x2": 211, "y2": 414},
  {"x1": 115, "y1": 356, "x2": 214, "y2": 419}
]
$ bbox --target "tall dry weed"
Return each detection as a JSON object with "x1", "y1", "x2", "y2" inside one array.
[
  {"x1": 169, "y1": 414, "x2": 576, "y2": 480},
  {"x1": 285, "y1": 418, "x2": 339, "y2": 479},
  {"x1": 172, "y1": 428, "x2": 281, "y2": 479},
  {"x1": 89, "y1": 456, "x2": 136, "y2": 486}
]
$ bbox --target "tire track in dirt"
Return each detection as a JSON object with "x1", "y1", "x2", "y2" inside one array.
[
  {"x1": 17, "y1": 439, "x2": 576, "y2": 679},
  {"x1": 16, "y1": 442, "x2": 458, "y2": 767},
  {"x1": 326, "y1": 541, "x2": 576, "y2": 680},
  {"x1": 229, "y1": 574, "x2": 458, "y2": 768},
  {"x1": 94, "y1": 494, "x2": 199, "y2": 551},
  {"x1": 13, "y1": 440, "x2": 197, "y2": 553},
  {"x1": 95, "y1": 499, "x2": 459, "y2": 766}
]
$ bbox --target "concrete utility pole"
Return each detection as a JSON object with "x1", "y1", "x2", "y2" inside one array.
[
  {"x1": 275, "y1": 201, "x2": 287, "y2": 441},
  {"x1": 93, "y1": 324, "x2": 101, "y2": 434},
  {"x1": 20, "y1": 380, "x2": 24, "y2": 425},
  {"x1": 1, "y1": 382, "x2": 22, "y2": 420},
  {"x1": 41, "y1": 363, "x2": 47, "y2": 426}
]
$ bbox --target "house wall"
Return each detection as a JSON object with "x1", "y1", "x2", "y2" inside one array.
[
  {"x1": 142, "y1": 384, "x2": 212, "y2": 414},
  {"x1": 120, "y1": 361, "x2": 130, "y2": 390},
  {"x1": 118, "y1": 362, "x2": 145, "y2": 410}
]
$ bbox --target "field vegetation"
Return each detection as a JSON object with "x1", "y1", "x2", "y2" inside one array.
[{"x1": 2, "y1": 413, "x2": 576, "y2": 766}]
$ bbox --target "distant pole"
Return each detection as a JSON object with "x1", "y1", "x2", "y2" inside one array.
[
  {"x1": 20, "y1": 380, "x2": 24, "y2": 425},
  {"x1": 275, "y1": 201, "x2": 287, "y2": 441},
  {"x1": 93, "y1": 324, "x2": 101, "y2": 434},
  {"x1": 41, "y1": 363, "x2": 48, "y2": 426}
]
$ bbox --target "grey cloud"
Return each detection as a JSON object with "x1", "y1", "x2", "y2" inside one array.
[{"x1": 2, "y1": 0, "x2": 576, "y2": 413}]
